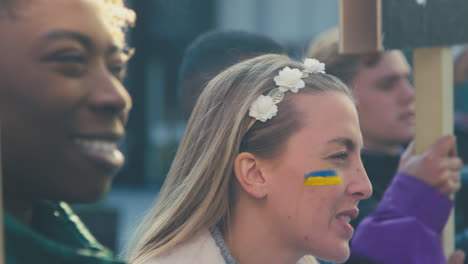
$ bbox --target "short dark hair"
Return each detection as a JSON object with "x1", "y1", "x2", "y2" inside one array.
[
  {"x1": 307, "y1": 27, "x2": 382, "y2": 85},
  {"x1": 177, "y1": 30, "x2": 285, "y2": 119}
]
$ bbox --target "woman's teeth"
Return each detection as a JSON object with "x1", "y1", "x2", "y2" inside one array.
[
  {"x1": 74, "y1": 138, "x2": 124, "y2": 165},
  {"x1": 337, "y1": 215, "x2": 351, "y2": 222}
]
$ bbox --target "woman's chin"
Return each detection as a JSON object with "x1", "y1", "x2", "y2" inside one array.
[{"x1": 316, "y1": 245, "x2": 350, "y2": 263}]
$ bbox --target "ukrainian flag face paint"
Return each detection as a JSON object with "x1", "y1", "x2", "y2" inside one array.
[{"x1": 304, "y1": 170, "x2": 342, "y2": 186}]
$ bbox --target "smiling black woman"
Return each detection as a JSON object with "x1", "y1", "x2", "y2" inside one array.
[{"x1": 0, "y1": 0, "x2": 135, "y2": 263}]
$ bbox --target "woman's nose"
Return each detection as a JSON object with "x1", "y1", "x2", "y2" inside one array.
[{"x1": 346, "y1": 164, "x2": 373, "y2": 200}]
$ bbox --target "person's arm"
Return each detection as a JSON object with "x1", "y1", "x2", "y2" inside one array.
[
  {"x1": 350, "y1": 173, "x2": 452, "y2": 264},
  {"x1": 348, "y1": 136, "x2": 463, "y2": 264}
]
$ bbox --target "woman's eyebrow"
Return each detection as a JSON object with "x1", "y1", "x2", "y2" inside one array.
[
  {"x1": 43, "y1": 30, "x2": 92, "y2": 49},
  {"x1": 43, "y1": 29, "x2": 123, "y2": 57},
  {"x1": 326, "y1": 137, "x2": 357, "y2": 151}
]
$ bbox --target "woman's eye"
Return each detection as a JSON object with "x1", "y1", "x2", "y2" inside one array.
[
  {"x1": 329, "y1": 152, "x2": 349, "y2": 160},
  {"x1": 54, "y1": 54, "x2": 86, "y2": 64},
  {"x1": 45, "y1": 51, "x2": 87, "y2": 78},
  {"x1": 328, "y1": 152, "x2": 352, "y2": 168}
]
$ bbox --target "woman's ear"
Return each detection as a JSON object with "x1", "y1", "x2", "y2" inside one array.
[{"x1": 234, "y1": 152, "x2": 268, "y2": 199}]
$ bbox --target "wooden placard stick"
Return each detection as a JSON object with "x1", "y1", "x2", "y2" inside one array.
[
  {"x1": 0, "y1": 125, "x2": 4, "y2": 264},
  {"x1": 413, "y1": 47, "x2": 454, "y2": 258},
  {"x1": 338, "y1": 0, "x2": 382, "y2": 54}
]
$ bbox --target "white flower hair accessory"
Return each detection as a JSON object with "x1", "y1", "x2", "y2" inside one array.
[
  {"x1": 274, "y1": 67, "x2": 305, "y2": 93},
  {"x1": 249, "y1": 95, "x2": 278, "y2": 122},
  {"x1": 303, "y1": 58, "x2": 326, "y2": 75},
  {"x1": 248, "y1": 58, "x2": 326, "y2": 123}
]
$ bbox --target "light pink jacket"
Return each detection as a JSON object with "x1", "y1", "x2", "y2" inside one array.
[{"x1": 144, "y1": 229, "x2": 319, "y2": 264}]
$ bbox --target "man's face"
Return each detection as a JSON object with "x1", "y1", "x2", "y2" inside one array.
[
  {"x1": 351, "y1": 50, "x2": 414, "y2": 153},
  {"x1": 0, "y1": 0, "x2": 132, "y2": 203}
]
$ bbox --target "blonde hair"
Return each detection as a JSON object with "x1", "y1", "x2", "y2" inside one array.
[
  {"x1": 1, "y1": 0, "x2": 136, "y2": 49},
  {"x1": 98, "y1": 0, "x2": 136, "y2": 48},
  {"x1": 127, "y1": 54, "x2": 352, "y2": 264},
  {"x1": 307, "y1": 27, "x2": 382, "y2": 84}
]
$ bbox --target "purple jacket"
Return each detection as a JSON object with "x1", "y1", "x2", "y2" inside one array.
[{"x1": 351, "y1": 173, "x2": 453, "y2": 264}]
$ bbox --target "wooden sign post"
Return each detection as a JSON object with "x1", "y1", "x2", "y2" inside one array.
[
  {"x1": 413, "y1": 47, "x2": 454, "y2": 258},
  {"x1": 339, "y1": 0, "x2": 468, "y2": 259},
  {"x1": 0, "y1": 126, "x2": 4, "y2": 264},
  {"x1": 339, "y1": 0, "x2": 381, "y2": 53}
]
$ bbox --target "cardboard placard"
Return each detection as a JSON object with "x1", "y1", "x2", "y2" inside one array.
[
  {"x1": 383, "y1": 0, "x2": 468, "y2": 50},
  {"x1": 339, "y1": 0, "x2": 468, "y2": 53}
]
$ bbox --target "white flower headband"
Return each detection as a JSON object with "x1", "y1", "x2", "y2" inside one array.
[{"x1": 248, "y1": 58, "x2": 326, "y2": 123}]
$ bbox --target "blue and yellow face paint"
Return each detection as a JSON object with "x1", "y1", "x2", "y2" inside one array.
[{"x1": 304, "y1": 170, "x2": 342, "y2": 186}]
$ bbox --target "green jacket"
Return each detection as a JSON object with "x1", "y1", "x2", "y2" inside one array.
[{"x1": 5, "y1": 201, "x2": 126, "y2": 264}]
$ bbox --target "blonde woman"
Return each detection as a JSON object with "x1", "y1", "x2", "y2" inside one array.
[{"x1": 127, "y1": 54, "x2": 372, "y2": 264}]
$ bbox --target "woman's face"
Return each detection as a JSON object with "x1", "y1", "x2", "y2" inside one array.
[
  {"x1": 0, "y1": 0, "x2": 132, "y2": 203},
  {"x1": 261, "y1": 92, "x2": 372, "y2": 262}
]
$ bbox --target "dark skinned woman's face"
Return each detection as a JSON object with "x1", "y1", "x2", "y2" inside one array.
[{"x1": 0, "y1": 0, "x2": 132, "y2": 203}]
